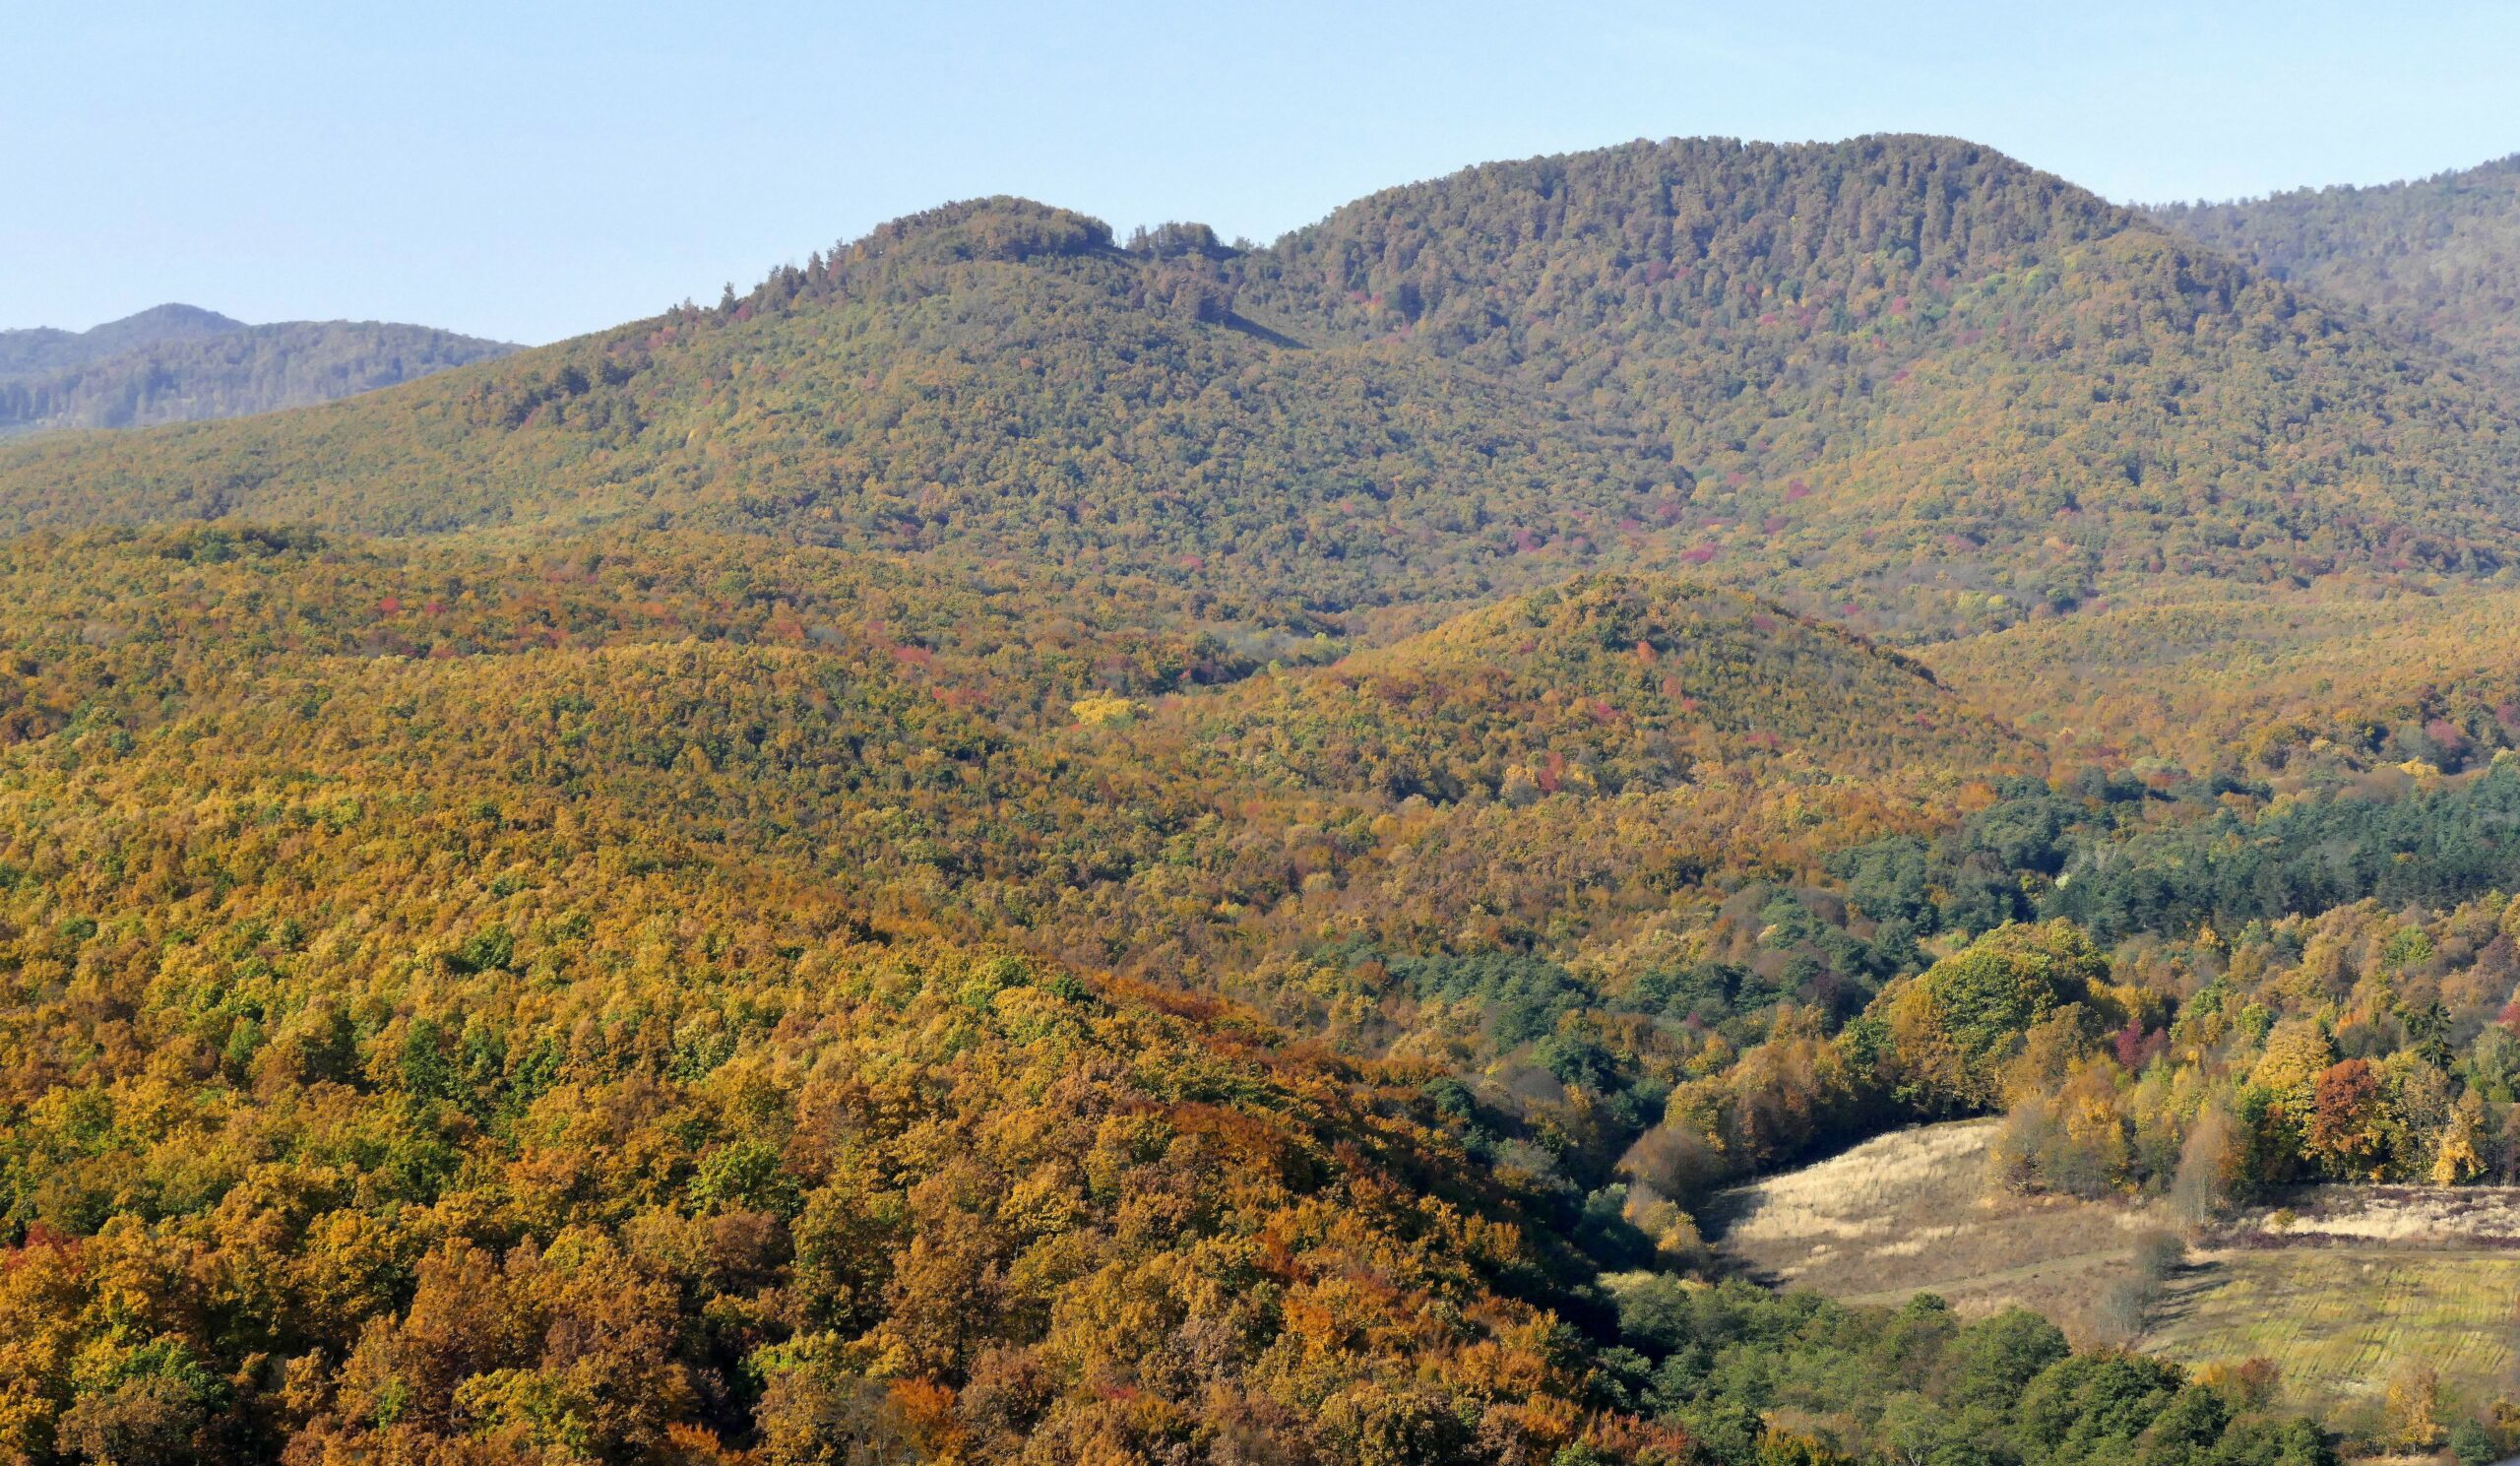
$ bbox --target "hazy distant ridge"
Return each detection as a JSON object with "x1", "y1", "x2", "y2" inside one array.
[
  {"x1": 0, "y1": 304, "x2": 515, "y2": 434},
  {"x1": 2148, "y1": 154, "x2": 2520, "y2": 374}
]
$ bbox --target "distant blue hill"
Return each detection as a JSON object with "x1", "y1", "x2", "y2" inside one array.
[{"x1": 0, "y1": 304, "x2": 515, "y2": 434}]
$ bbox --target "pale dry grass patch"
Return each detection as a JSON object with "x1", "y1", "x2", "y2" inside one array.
[
  {"x1": 1705, "y1": 1118, "x2": 2160, "y2": 1343},
  {"x1": 1710, "y1": 1119, "x2": 2520, "y2": 1421},
  {"x1": 1713, "y1": 1119, "x2": 2006, "y2": 1250},
  {"x1": 2219, "y1": 1185, "x2": 2520, "y2": 1247}
]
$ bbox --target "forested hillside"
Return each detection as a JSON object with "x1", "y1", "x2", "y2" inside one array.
[
  {"x1": 0, "y1": 527, "x2": 2333, "y2": 1464},
  {"x1": 1922, "y1": 578, "x2": 2520, "y2": 772},
  {"x1": 1238, "y1": 136, "x2": 2520, "y2": 619},
  {"x1": 0, "y1": 532, "x2": 2015, "y2": 1040},
  {"x1": 7, "y1": 131, "x2": 2520, "y2": 1461},
  {"x1": 0, "y1": 306, "x2": 513, "y2": 436},
  {"x1": 2152, "y1": 154, "x2": 2520, "y2": 378},
  {"x1": 5, "y1": 139, "x2": 2519, "y2": 637},
  {"x1": 0, "y1": 203, "x2": 1679, "y2": 619}
]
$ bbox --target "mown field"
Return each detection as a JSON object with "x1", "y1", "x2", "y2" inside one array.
[
  {"x1": 1708, "y1": 1120, "x2": 2520, "y2": 1422},
  {"x1": 2147, "y1": 1248, "x2": 2520, "y2": 1414},
  {"x1": 2150, "y1": 1188, "x2": 2520, "y2": 1417}
]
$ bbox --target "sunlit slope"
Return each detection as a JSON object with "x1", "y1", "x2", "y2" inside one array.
[
  {"x1": 7, "y1": 142, "x2": 2520, "y2": 636},
  {"x1": 0, "y1": 681, "x2": 1613, "y2": 1463},
  {"x1": 1238, "y1": 135, "x2": 2520, "y2": 626},
  {"x1": 1919, "y1": 579, "x2": 2520, "y2": 771},
  {"x1": 0, "y1": 202, "x2": 1685, "y2": 614},
  {"x1": 0, "y1": 533, "x2": 2020, "y2": 995},
  {"x1": 1176, "y1": 573, "x2": 2029, "y2": 798},
  {"x1": 1119, "y1": 573, "x2": 2035, "y2": 968}
]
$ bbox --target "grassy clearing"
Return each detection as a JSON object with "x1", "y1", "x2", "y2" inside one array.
[
  {"x1": 1704, "y1": 1118, "x2": 2162, "y2": 1343},
  {"x1": 2145, "y1": 1248, "x2": 2520, "y2": 1410},
  {"x1": 2151, "y1": 1184, "x2": 2520, "y2": 1413},
  {"x1": 1710, "y1": 1120, "x2": 2520, "y2": 1420}
]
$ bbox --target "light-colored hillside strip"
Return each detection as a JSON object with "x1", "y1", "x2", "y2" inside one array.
[{"x1": 1713, "y1": 1117, "x2": 2520, "y2": 1413}]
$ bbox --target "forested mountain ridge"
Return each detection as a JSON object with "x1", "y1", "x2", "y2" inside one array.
[
  {"x1": 2151, "y1": 153, "x2": 2520, "y2": 379},
  {"x1": 0, "y1": 305, "x2": 246, "y2": 376},
  {"x1": 5, "y1": 139, "x2": 2519, "y2": 639},
  {"x1": 0, "y1": 305, "x2": 514, "y2": 436},
  {"x1": 1232, "y1": 136, "x2": 2520, "y2": 617},
  {"x1": 0, "y1": 203, "x2": 1683, "y2": 618}
]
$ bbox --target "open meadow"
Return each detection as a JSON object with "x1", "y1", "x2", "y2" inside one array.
[
  {"x1": 1703, "y1": 1119, "x2": 2165, "y2": 1343},
  {"x1": 1708, "y1": 1121, "x2": 2520, "y2": 1421},
  {"x1": 2152, "y1": 1189, "x2": 2520, "y2": 1418}
]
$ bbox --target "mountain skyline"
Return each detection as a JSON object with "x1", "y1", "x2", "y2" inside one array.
[
  {"x1": 23, "y1": 3, "x2": 2520, "y2": 346},
  {"x1": 10, "y1": 139, "x2": 2516, "y2": 351},
  {"x1": 8, "y1": 133, "x2": 2515, "y2": 638},
  {"x1": 15, "y1": 131, "x2": 2520, "y2": 351},
  {"x1": 0, "y1": 303, "x2": 252, "y2": 375},
  {"x1": 24, "y1": 135, "x2": 2513, "y2": 355}
]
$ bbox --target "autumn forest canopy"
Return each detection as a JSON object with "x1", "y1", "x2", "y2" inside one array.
[{"x1": 6, "y1": 132, "x2": 2520, "y2": 1465}]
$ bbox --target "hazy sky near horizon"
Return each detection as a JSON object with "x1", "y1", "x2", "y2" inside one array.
[{"x1": 13, "y1": 1, "x2": 2519, "y2": 345}]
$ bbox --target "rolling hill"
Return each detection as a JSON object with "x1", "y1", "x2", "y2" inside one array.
[
  {"x1": 1920, "y1": 577, "x2": 2520, "y2": 771},
  {"x1": 4, "y1": 138, "x2": 2518, "y2": 639},
  {"x1": 1181, "y1": 574, "x2": 2022, "y2": 798},
  {"x1": 0, "y1": 303, "x2": 515, "y2": 435},
  {"x1": 0, "y1": 530, "x2": 2015, "y2": 1001},
  {"x1": 0, "y1": 303, "x2": 248, "y2": 376},
  {"x1": 2152, "y1": 153, "x2": 2520, "y2": 378}
]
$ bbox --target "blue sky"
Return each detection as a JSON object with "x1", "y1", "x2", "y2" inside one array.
[{"x1": 13, "y1": 1, "x2": 2519, "y2": 345}]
